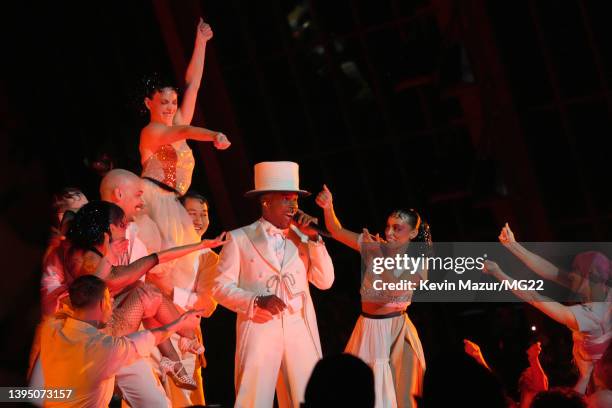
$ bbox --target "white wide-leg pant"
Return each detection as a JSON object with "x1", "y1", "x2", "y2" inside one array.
[
  {"x1": 345, "y1": 313, "x2": 425, "y2": 408},
  {"x1": 234, "y1": 312, "x2": 320, "y2": 408}
]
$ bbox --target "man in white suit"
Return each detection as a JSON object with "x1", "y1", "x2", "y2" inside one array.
[{"x1": 212, "y1": 161, "x2": 334, "y2": 408}]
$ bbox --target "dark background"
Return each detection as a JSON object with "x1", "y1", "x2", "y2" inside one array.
[{"x1": 1, "y1": 0, "x2": 610, "y2": 405}]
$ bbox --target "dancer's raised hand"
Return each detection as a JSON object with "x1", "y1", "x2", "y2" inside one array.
[
  {"x1": 315, "y1": 184, "x2": 333, "y2": 209},
  {"x1": 196, "y1": 18, "x2": 213, "y2": 42},
  {"x1": 498, "y1": 222, "x2": 516, "y2": 245}
]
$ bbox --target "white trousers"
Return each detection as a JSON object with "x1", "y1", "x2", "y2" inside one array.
[
  {"x1": 345, "y1": 314, "x2": 425, "y2": 408},
  {"x1": 116, "y1": 359, "x2": 170, "y2": 407},
  {"x1": 234, "y1": 312, "x2": 320, "y2": 408}
]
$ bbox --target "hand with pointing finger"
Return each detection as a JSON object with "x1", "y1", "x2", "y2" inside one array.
[
  {"x1": 498, "y1": 222, "x2": 516, "y2": 245},
  {"x1": 315, "y1": 184, "x2": 333, "y2": 210}
]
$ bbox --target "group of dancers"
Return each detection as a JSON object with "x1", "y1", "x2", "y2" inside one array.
[{"x1": 29, "y1": 19, "x2": 610, "y2": 408}]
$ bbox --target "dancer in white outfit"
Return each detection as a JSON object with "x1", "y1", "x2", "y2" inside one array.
[
  {"x1": 316, "y1": 185, "x2": 429, "y2": 408},
  {"x1": 153, "y1": 191, "x2": 219, "y2": 406}
]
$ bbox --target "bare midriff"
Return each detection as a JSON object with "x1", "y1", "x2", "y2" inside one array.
[{"x1": 361, "y1": 301, "x2": 406, "y2": 315}]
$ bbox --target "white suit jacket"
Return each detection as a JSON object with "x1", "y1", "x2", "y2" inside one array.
[{"x1": 212, "y1": 220, "x2": 334, "y2": 355}]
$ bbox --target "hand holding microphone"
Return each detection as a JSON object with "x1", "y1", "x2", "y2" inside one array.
[{"x1": 292, "y1": 209, "x2": 331, "y2": 239}]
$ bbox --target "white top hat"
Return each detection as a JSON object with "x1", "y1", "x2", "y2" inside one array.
[{"x1": 244, "y1": 161, "x2": 311, "y2": 197}]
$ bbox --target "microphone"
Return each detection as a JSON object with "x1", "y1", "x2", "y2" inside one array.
[{"x1": 292, "y1": 213, "x2": 332, "y2": 238}]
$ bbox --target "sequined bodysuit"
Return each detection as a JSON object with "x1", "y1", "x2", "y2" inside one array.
[{"x1": 141, "y1": 141, "x2": 195, "y2": 196}]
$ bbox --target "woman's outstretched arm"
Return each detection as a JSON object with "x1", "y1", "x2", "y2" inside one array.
[
  {"x1": 499, "y1": 223, "x2": 586, "y2": 295},
  {"x1": 140, "y1": 123, "x2": 230, "y2": 159},
  {"x1": 484, "y1": 260, "x2": 578, "y2": 331},
  {"x1": 86, "y1": 233, "x2": 228, "y2": 294},
  {"x1": 316, "y1": 184, "x2": 361, "y2": 251},
  {"x1": 174, "y1": 18, "x2": 213, "y2": 126}
]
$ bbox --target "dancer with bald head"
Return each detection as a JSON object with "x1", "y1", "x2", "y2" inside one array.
[
  {"x1": 98, "y1": 169, "x2": 213, "y2": 403},
  {"x1": 100, "y1": 169, "x2": 144, "y2": 216},
  {"x1": 100, "y1": 169, "x2": 162, "y2": 260}
]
